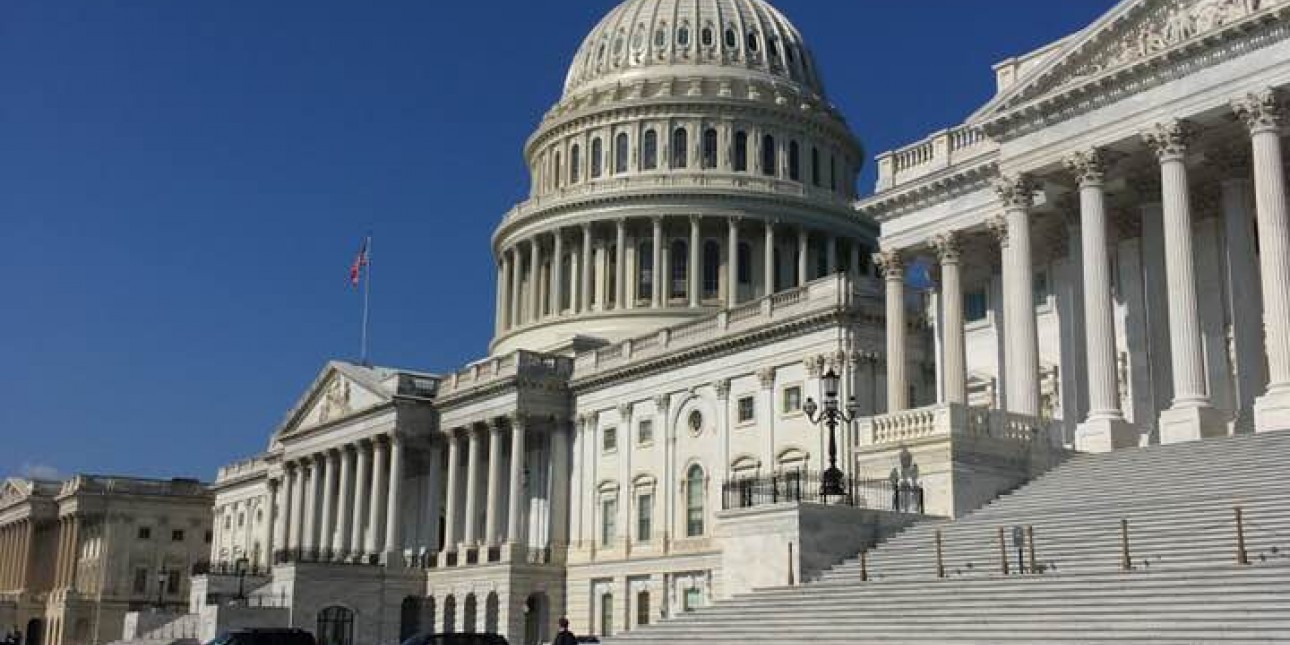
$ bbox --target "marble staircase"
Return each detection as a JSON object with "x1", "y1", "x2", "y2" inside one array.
[{"x1": 604, "y1": 431, "x2": 1290, "y2": 644}]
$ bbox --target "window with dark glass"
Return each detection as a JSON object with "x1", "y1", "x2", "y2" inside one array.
[
  {"x1": 591, "y1": 138, "x2": 603, "y2": 178},
  {"x1": 671, "y1": 128, "x2": 688, "y2": 169},
  {"x1": 811, "y1": 147, "x2": 821, "y2": 186},
  {"x1": 553, "y1": 151, "x2": 562, "y2": 188},
  {"x1": 615, "y1": 132, "x2": 629, "y2": 173},
  {"x1": 701, "y1": 26, "x2": 713, "y2": 47},
  {"x1": 965, "y1": 290, "x2": 988, "y2": 322},
  {"x1": 733, "y1": 131, "x2": 748, "y2": 172},
  {"x1": 788, "y1": 141, "x2": 801, "y2": 181},
  {"x1": 761, "y1": 134, "x2": 776, "y2": 176},
  {"x1": 702, "y1": 241, "x2": 720, "y2": 298},
  {"x1": 738, "y1": 242, "x2": 752, "y2": 285},
  {"x1": 133, "y1": 568, "x2": 148, "y2": 594},
  {"x1": 677, "y1": 25, "x2": 690, "y2": 48},
  {"x1": 637, "y1": 591, "x2": 651, "y2": 626},
  {"x1": 782, "y1": 386, "x2": 802, "y2": 414},
  {"x1": 603, "y1": 426, "x2": 617, "y2": 453},
  {"x1": 737, "y1": 396, "x2": 755, "y2": 423},
  {"x1": 686, "y1": 465, "x2": 705, "y2": 537},
  {"x1": 638, "y1": 241, "x2": 653, "y2": 300},
  {"x1": 637, "y1": 493, "x2": 653, "y2": 541},
  {"x1": 642, "y1": 129, "x2": 658, "y2": 170},
  {"x1": 637, "y1": 419, "x2": 654, "y2": 445},
  {"x1": 138, "y1": 527, "x2": 151, "y2": 540},
  {"x1": 671, "y1": 240, "x2": 688, "y2": 299},
  {"x1": 702, "y1": 128, "x2": 718, "y2": 169},
  {"x1": 608, "y1": 243, "x2": 617, "y2": 304},
  {"x1": 171, "y1": 529, "x2": 185, "y2": 542},
  {"x1": 601, "y1": 498, "x2": 617, "y2": 545},
  {"x1": 571, "y1": 144, "x2": 581, "y2": 183},
  {"x1": 724, "y1": 28, "x2": 737, "y2": 49},
  {"x1": 746, "y1": 31, "x2": 759, "y2": 52}
]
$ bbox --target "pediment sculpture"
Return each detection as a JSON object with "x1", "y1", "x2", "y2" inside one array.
[{"x1": 318, "y1": 377, "x2": 352, "y2": 423}]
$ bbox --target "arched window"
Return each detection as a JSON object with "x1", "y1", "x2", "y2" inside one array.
[
  {"x1": 671, "y1": 128, "x2": 688, "y2": 169},
  {"x1": 607, "y1": 244, "x2": 618, "y2": 305},
  {"x1": 738, "y1": 242, "x2": 752, "y2": 285},
  {"x1": 317, "y1": 607, "x2": 354, "y2": 645},
  {"x1": 686, "y1": 465, "x2": 706, "y2": 537},
  {"x1": 464, "y1": 594, "x2": 478, "y2": 633},
  {"x1": 733, "y1": 131, "x2": 748, "y2": 172},
  {"x1": 811, "y1": 147, "x2": 821, "y2": 187},
  {"x1": 702, "y1": 128, "x2": 718, "y2": 169},
  {"x1": 702, "y1": 240, "x2": 720, "y2": 298},
  {"x1": 638, "y1": 241, "x2": 653, "y2": 302},
  {"x1": 762, "y1": 135, "x2": 776, "y2": 177},
  {"x1": 615, "y1": 132, "x2": 629, "y2": 173},
  {"x1": 724, "y1": 28, "x2": 737, "y2": 49},
  {"x1": 654, "y1": 26, "x2": 667, "y2": 48},
  {"x1": 677, "y1": 25, "x2": 691, "y2": 48},
  {"x1": 485, "y1": 593, "x2": 500, "y2": 634},
  {"x1": 768, "y1": 37, "x2": 780, "y2": 62},
  {"x1": 701, "y1": 26, "x2": 713, "y2": 47},
  {"x1": 830, "y1": 154, "x2": 838, "y2": 191},
  {"x1": 591, "y1": 138, "x2": 603, "y2": 179},
  {"x1": 788, "y1": 141, "x2": 801, "y2": 181},
  {"x1": 671, "y1": 240, "x2": 688, "y2": 299},
  {"x1": 443, "y1": 596, "x2": 457, "y2": 634},
  {"x1": 746, "y1": 31, "x2": 760, "y2": 52},
  {"x1": 553, "y1": 151, "x2": 562, "y2": 189},
  {"x1": 400, "y1": 597, "x2": 422, "y2": 640},
  {"x1": 642, "y1": 130, "x2": 658, "y2": 170},
  {"x1": 570, "y1": 144, "x2": 582, "y2": 184}
]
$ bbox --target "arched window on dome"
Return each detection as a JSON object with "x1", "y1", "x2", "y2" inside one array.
[
  {"x1": 570, "y1": 144, "x2": 581, "y2": 184},
  {"x1": 746, "y1": 31, "x2": 760, "y2": 53},
  {"x1": 788, "y1": 141, "x2": 801, "y2": 182},
  {"x1": 671, "y1": 128, "x2": 688, "y2": 170},
  {"x1": 768, "y1": 37, "x2": 780, "y2": 63},
  {"x1": 677, "y1": 24, "x2": 691, "y2": 49},
  {"x1": 733, "y1": 131, "x2": 748, "y2": 172},
  {"x1": 638, "y1": 241, "x2": 653, "y2": 304},
  {"x1": 701, "y1": 25, "x2": 714, "y2": 48},
  {"x1": 654, "y1": 26, "x2": 667, "y2": 49},
  {"x1": 591, "y1": 138, "x2": 603, "y2": 179},
  {"x1": 701, "y1": 128, "x2": 718, "y2": 170},
  {"x1": 830, "y1": 154, "x2": 838, "y2": 192},
  {"x1": 670, "y1": 240, "x2": 688, "y2": 300},
  {"x1": 553, "y1": 151, "x2": 562, "y2": 189},
  {"x1": 761, "y1": 135, "x2": 776, "y2": 177},
  {"x1": 615, "y1": 132, "x2": 630, "y2": 174},
  {"x1": 724, "y1": 27, "x2": 737, "y2": 50},
  {"x1": 685, "y1": 464, "x2": 706, "y2": 537},
  {"x1": 642, "y1": 130, "x2": 658, "y2": 170},
  {"x1": 811, "y1": 146, "x2": 821, "y2": 187},
  {"x1": 702, "y1": 240, "x2": 720, "y2": 299}
]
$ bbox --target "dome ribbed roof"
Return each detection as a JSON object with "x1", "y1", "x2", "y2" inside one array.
[{"x1": 563, "y1": 0, "x2": 825, "y2": 98}]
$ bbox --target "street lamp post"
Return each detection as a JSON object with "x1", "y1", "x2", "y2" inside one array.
[
  {"x1": 803, "y1": 367, "x2": 859, "y2": 498},
  {"x1": 234, "y1": 557, "x2": 250, "y2": 603},
  {"x1": 155, "y1": 569, "x2": 167, "y2": 610}
]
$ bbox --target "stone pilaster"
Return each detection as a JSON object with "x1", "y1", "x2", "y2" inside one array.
[
  {"x1": 874, "y1": 249, "x2": 908, "y2": 412},
  {"x1": 994, "y1": 174, "x2": 1042, "y2": 417},
  {"x1": 1142, "y1": 120, "x2": 1225, "y2": 442},
  {"x1": 1233, "y1": 89, "x2": 1290, "y2": 434},
  {"x1": 1065, "y1": 149, "x2": 1137, "y2": 452}
]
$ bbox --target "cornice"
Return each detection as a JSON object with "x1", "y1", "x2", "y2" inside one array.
[{"x1": 855, "y1": 159, "x2": 1000, "y2": 222}]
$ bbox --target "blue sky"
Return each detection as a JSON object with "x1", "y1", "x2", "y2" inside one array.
[{"x1": 0, "y1": 1, "x2": 1114, "y2": 481}]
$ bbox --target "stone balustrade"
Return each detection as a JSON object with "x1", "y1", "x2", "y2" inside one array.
[
  {"x1": 874, "y1": 125, "x2": 996, "y2": 192},
  {"x1": 856, "y1": 402, "x2": 1056, "y2": 448},
  {"x1": 442, "y1": 350, "x2": 574, "y2": 397}
]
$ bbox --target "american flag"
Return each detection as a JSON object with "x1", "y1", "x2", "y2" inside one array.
[{"x1": 349, "y1": 237, "x2": 370, "y2": 287}]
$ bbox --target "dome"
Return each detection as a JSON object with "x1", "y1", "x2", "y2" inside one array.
[{"x1": 563, "y1": 0, "x2": 825, "y2": 98}]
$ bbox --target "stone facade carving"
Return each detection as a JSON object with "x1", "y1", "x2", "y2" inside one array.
[
  {"x1": 319, "y1": 377, "x2": 351, "y2": 423},
  {"x1": 1141, "y1": 119, "x2": 1197, "y2": 160},
  {"x1": 872, "y1": 249, "x2": 904, "y2": 279},
  {"x1": 993, "y1": 174, "x2": 1037, "y2": 210},
  {"x1": 929, "y1": 231, "x2": 961, "y2": 265},
  {"x1": 1231, "y1": 87, "x2": 1286, "y2": 131},
  {"x1": 985, "y1": 214, "x2": 1010, "y2": 248},
  {"x1": 1063, "y1": 148, "x2": 1112, "y2": 186}
]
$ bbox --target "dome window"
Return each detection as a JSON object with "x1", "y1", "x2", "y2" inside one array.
[
  {"x1": 701, "y1": 128, "x2": 718, "y2": 170},
  {"x1": 591, "y1": 138, "x2": 603, "y2": 179},
  {"x1": 671, "y1": 128, "x2": 688, "y2": 169},
  {"x1": 642, "y1": 130, "x2": 658, "y2": 170},
  {"x1": 654, "y1": 24, "x2": 668, "y2": 48},
  {"x1": 768, "y1": 38, "x2": 780, "y2": 60},
  {"x1": 785, "y1": 46, "x2": 795, "y2": 64},
  {"x1": 788, "y1": 141, "x2": 801, "y2": 182},
  {"x1": 670, "y1": 240, "x2": 688, "y2": 299},
  {"x1": 701, "y1": 26, "x2": 714, "y2": 47},
  {"x1": 570, "y1": 144, "x2": 582, "y2": 184},
  {"x1": 702, "y1": 241, "x2": 720, "y2": 298},
  {"x1": 614, "y1": 35, "x2": 625, "y2": 57},
  {"x1": 733, "y1": 131, "x2": 749, "y2": 173},
  {"x1": 615, "y1": 132, "x2": 630, "y2": 174},
  {"x1": 746, "y1": 32, "x2": 760, "y2": 53},
  {"x1": 724, "y1": 28, "x2": 737, "y2": 49},
  {"x1": 761, "y1": 134, "x2": 776, "y2": 177},
  {"x1": 632, "y1": 25, "x2": 646, "y2": 52},
  {"x1": 811, "y1": 146, "x2": 821, "y2": 187},
  {"x1": 677, "y1": 25, "x2": 691, "y2": 48}
]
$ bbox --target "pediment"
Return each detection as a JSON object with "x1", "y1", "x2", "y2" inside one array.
[
  {"x1": 0, "y1": 478, "x2": 31, "y2": 506},
  {"x1": 974, "y1": 0, "x2": 1284, "y2": 127},
  {"x1": 272, "y1": 362, "x2": 392, "y2": 442}
]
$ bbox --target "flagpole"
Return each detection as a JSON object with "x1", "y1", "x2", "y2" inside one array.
[{"x1": 360, "y1": 234, "x2": 372, "y2": 366}]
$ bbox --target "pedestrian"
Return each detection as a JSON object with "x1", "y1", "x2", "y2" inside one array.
[{"x1": 552, "y1": 617, "x2": 577, "y2": 645}]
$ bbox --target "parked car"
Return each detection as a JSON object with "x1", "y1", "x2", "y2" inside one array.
[
  {"x1": 206, "y1": 628, "x2": 316, "y2": 645},
  {"x1": 400, "y1": 634, "x2": 509, "y2": 645}
]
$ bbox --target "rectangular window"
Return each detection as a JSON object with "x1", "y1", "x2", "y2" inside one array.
[
  {"x1": 1034, "y1": 269, "x2": 1050, "y2": 307},
  {"x1": 166, "y1": 570, "x2": 181, "y2": 594},
  {"x1": 171, "y1": 529, "x2": 185, "y2": 542},
  {"x1": 603, "y1": 427, "x2": 618, "y2": 453},
  {"x1": 204, "y1": 529, "x2": 213, "y2": 544},
  {"x1": 137, "y1": 527, "x2": 151, "y2": 540},
  {"x1": 637, "y1": 493, "x2": 653, "y2": 542},
  {"x1": 133, "y1": 568, "x2": 148, "y2": 594},
  {"x1": 737, "y1": 396, "x2": 755, "y2": 424},
  {"x1": 637, "y1": 420, "x2": 654, "y2": 445},
  {"x1": 684, "y1": 588, "x2": 702, "y2": 612},
  {"x1": 965, "y1": 289, "x2": 988, "y2": 323},
  {"x1": 600, "y1": 594, "x2": 615, "y2": 637},
  {"x1": 601, "y1": 499, "x2": 618, "y2": 546},
  {"x1": 782, "y1": 386, "x2": 802, "y2": 414},
  {"x1": 636, "y1": 591, "x2": 651, "y2": 626}
]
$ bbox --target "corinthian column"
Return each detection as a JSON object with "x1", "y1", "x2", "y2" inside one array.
[
  {"x1": 349, "y1": 442, "x2": 369, "y2": 562},
  {"x1": 318, "y1": 451, "x2": 336, "y2": 561},
  {"x1": 727, "y1": 218, "x2": 741, "y2": 308},
  {"x1": 529, "y1": 238, "x2": 543, "y2": 321},
  {"x1": 931, "y1": 232, "x2": 966, "y2": 405},
  {"x1": 365, "y1": 437, "x2": 388, "y2": 560},
  {"x1": 334, "y1": 447, "x2": 352, "y2": 560},
  {"x1": 581, "y1": 224, "x2": 594, "y2": 313},
  {"x1": 1234, "y1": 89, "x2": 1290, "y2": 434},
  {"x1": 289, "y1": 463, "x2": 305, "y2": 558},
  {"x1": 652, "y1": 218, "x2": 664, "y2": 307},
  {"x1": 383, "y1": 433, "x2": 404, "y2": 565},
  {"x1": 689, "y1": 217, "x2": 702, "y2": 307},
  {"x1": 1065, "y1": 149, "x2": 1136, "y2": 451},
  {"x1": 764, "y1": 221, "x2": 776, "y2": 296},
  {"x1": 993, "y1": 174, "x2": 1042, "y2": 416},
  {"x1": 484, "y1": 420, "x2": 504, "y2": 546},
  {"x1": 875, "y1": 249, "x2": 908, "y2": 412},
  {"x1": 1142, "y1": 120, "x2": 1224, "y2": 442},
  {"x1": 442, "y1": 429, "x2": 462, "y2": 556},
  {"x1": 507, "y1": 416, "x2": 528, "y2": 546},
  {"x1": 463, "y1": 426, "x2": 482, "y2": 546},
  {"x1": 510, "y1": 246, "x2": 523, "y2": 327},
  {"x1": 496, "y1": 256, "x2": 509, "y2": 334},
  {"x1": 551, "y1": 231, "x2": 565, "y2": 316},
  {"x1": 301, "y1": 458, "x2": 320, "y2": 560}
]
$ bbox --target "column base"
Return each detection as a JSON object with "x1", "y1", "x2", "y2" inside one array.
[
  {"x1": 1254, "y1": 386, "x2": 1290, "y2": 433},
  {"x1": 1158, "y1": 404, "x2": 1227, "y2": 445},
  {"x1": 1074, "y1": 417, "x2": 1139, "y2": 453}
]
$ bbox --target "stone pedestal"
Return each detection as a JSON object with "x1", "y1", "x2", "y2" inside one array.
[
  {"x1": 1074, "y1": 418, "x2": 1139, "y2": 453},
  {"x1": 1159, "y1": 404, "x2": 1227, "y2": 444},
  {"x1": 1254, "y1": 386, "x2": 1290, "y2": 433}
]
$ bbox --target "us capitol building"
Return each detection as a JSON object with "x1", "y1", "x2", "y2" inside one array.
[{"x1": 22, "y1": 0, "x2": 1290, "y2": 643}]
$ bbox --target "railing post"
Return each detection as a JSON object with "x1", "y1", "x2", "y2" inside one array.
[
  {"x1": 1026, "y1": 525, "x2": 1037, "y2": 574},
  {"x1": 998, "y1": 527, "x2": 1009, "y2": 575},
  {"x1": 934, "y1": 529, "x2": 945, "y2": 579},
  {"x1": 1235, "y1": 506, "x2": 1250, "y2": 566},
  {"x1": 1120, "y1": 519, "x2": 1132, "y2": 571},
  {"x1": 860, "y1": 550, "x2": 869, "y2": 582}
]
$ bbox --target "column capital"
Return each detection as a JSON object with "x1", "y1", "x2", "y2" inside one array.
[
  {"x1": 986, "y1": 214, "x2": 1010, "y2": 248},
  {"x1": 929, "y1": 231, "x2": 961, "y2": 265},
  {"x1": 653, "y1": 394, "x2": 670, "y2": 415},
  {"x1": 756, "y1": 367, "x2": 776, "y2": 390},
  {"x1": 1063, "y1": 148, "x2": 1117, "y2": 187},
  {"x1": 1231, "y1": 87, "x2": 1285, "y2": 134},
  {"x1": 506, "y1": 413, "x2": 528, "y2": 431},
  {"x1": 1141, "y1": 119, "x2": 1197, "y2": 161},
  {"x1": 993, "y1": 174, "x2": 1037, "y2": 209},
  {"x1": 617, "y1": 403, "x2": 633, "y2": 423},
  {"x1": 713, "y1": 378, "x2": 731, "y2": 400},
  {"x1": 803, "y1": 354, "x2": 826, "y2": 378},
  {"x1": 872, "y1": 248, "x2": 904, "y2": 279}
]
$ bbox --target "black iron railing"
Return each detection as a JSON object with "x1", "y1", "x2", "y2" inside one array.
[{"x1": 721, "y1": 470, "x2": 925, "y2": 514}]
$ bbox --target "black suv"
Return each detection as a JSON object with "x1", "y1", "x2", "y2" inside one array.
[
  {"x1": 206, "y1": 629, "x2": 317, "y2": 645},
  {"x1": 400, "y1": 634, "x2": 509, "y2": 645}
]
